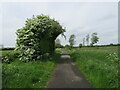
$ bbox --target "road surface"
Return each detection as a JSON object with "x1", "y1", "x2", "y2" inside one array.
[{"x1": 46, "y1": 49, "x2": 92, "y2": 88}]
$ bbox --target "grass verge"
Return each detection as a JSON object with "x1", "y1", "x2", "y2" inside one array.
[
  {"x1": 2, "y1": 50, "x2": 61, "y2": 88},
  {"x1": 67, "y1": 47, "x2": 119, "y2": 88}
]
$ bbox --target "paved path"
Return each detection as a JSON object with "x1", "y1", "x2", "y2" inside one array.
[{"x1": 46, "y1": 49, "x2": 92, "y2": 88}]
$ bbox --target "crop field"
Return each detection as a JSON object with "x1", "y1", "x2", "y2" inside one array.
[
  {"x1": 2, "y1": 49, "x2": 61, "y2": 88},
  {"x1": 67, "y1": 46, "x2": 119, "y2": 88}
]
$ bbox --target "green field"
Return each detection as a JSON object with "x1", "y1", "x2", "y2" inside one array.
[
  {"x1": 1, "y1": 46, "x2": 119, "y2": 88},
  {"x1": 67, "y1": 46, "x2": 119, "y2": 88},
  {"x1": 80, "y1": 46, "x2": 118, "y2": 53},
  {"x1": 2, "y1": 49, "x2": 61, "y2": 88},
  {"x1": 0, "y1": 50, "x2": 20, "y2": 57}
]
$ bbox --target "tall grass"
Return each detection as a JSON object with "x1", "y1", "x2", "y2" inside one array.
[
  {"x1": 68, "y1": 47, "x2": 119, "y2": 88},
  {"x1": 2, "y1": 50, "x2": 61, "y2": 88}
]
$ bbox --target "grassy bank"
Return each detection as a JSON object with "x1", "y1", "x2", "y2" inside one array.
[
  {"x1": 67, "y1": 46, "x2": 119, "y2": 88},
  {"x1": 2, "y1": 49, "x2": 61, "y2": 88}
]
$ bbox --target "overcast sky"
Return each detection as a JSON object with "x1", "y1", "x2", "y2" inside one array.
[{"x1": 0, "y1": 1, "x2": 118, "y2": 47}]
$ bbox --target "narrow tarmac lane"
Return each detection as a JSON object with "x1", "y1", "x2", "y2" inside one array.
[{"x1": 46, "y1": 49, "x2": 92, "y2": 88}]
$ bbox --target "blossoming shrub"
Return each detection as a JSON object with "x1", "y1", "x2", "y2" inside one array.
[
  {"x1": 16, "y1": 15, "x2": 65, "y2": 62},
  {"x1": 2, "y1": 51, "x2": 20, "y2": 63}
]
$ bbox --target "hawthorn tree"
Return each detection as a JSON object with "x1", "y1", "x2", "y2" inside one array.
[{"x1": 16, "y1": 15, "x2": 65, "y2": 62}]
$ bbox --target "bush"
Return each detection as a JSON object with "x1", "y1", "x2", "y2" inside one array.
[
  {"x1": 16, "y1": 15, "x2": 65, "y2": 62},
  {"x1": 2, "y1": 51, "x2": 20, "y2": 63}
]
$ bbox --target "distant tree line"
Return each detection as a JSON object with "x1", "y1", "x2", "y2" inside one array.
[
  {"x1": 63, "y1": 32, "x2": 119, "y2": 49},
  {"x1": 82, "y1": 33, "x2": 99, "y2": 47},
  {"x1": 55, "y1": 38, "x2": 64, "y2": 48},
  {"x1": 0, "y1": 47, "x2": 15, "y2": 51},
  {"x1": 92, "y1": 44, "x2": 120, "y2": 47},
  {"x1": 1, "y1": 43, "x2": 119, "y2": 51},
  {"x1": 68, "y1": 32, "x2": 99, "y2": 48}
]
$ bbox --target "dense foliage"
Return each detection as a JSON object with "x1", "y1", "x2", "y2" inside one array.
[
  {"x1": 2, "y1": 50, "x2": 20, "y2": 63},
  {"x1": 16, "y1": 15, "x2": 65, "y2": 62}
]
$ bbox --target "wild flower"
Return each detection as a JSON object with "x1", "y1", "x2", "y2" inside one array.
[{"x1": 106, "y1": 53, "x2": 119, "y2": 64}]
